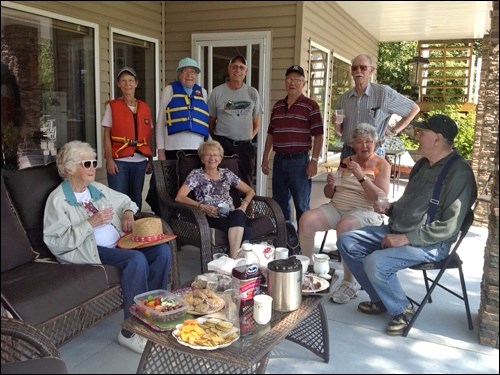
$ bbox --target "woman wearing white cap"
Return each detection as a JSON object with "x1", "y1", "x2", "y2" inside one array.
[{"x1": 146, "y1": 57, "x2": 209, "y2": 213}]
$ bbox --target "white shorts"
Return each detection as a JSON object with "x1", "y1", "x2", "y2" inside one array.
[{"x1": 318, "y1": 202, "x2": 383, "y2": 229}]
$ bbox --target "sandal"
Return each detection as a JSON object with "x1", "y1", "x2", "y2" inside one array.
[{"x1": 357, "y1": 300, "x2": 387, "y2": 315}]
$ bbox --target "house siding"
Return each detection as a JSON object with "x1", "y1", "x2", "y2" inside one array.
[{"x1": 11, "y1": 1, "x2": 162, "y2": 110}]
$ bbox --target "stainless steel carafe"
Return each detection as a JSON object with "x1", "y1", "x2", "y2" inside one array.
[{"x1": 267, "y1": 257, "x2": 302, "y2": 312}]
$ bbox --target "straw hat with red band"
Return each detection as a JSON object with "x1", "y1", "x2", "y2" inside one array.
[{"x1": 117, "y1": 217, "x2": 176, "y2": 249}]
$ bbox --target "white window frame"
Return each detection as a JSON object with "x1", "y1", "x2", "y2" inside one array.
[{"x1": 109, "y1": 27, "x2": 160, "y2": 119}]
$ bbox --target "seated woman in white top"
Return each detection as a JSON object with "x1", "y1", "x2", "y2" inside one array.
[{"x1": 298, "y1": 123, "x2": 391, "y2": 304}]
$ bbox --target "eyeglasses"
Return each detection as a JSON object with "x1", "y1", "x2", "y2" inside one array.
[
  {"x1": 353, "y1": 140, "x2": 374, "y2": 146},
  {"x1": 286, "y1": 78, "x2": 304, "y2": 84},
  {"x1": 180, "y1": 69, "x2": 197, "y2": 75},
  {"x1": 351, "y1": 65, "x2": 371, "y2": 72},
  {"x1": 81, "y1": 160, "x2": 98, "y2": 169},
  {"x1": 204, "y1": 154, "x2": 221, "y2": 159}
]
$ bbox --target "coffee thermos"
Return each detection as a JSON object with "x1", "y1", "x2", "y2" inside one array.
[{"x1": 267, "y1": 258, "x2": 302, "y2": 312}]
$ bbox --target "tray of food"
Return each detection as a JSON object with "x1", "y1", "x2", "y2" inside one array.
[
  {"x1": 172, "y1": 317, "x2": 240, "y2": 350},
  {"x1": 133, "y1": 289, "x2": 189, "y2": 323},
  {"x1": 129, "y1": 305, "x2": 194, "y2": 331}
]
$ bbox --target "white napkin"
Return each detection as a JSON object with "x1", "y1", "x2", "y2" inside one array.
[{"x1": 207, "y1": 256, "x2": 245, "y2": 276}]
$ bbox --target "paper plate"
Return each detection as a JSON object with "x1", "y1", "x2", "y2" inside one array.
[{"x1": 172, "y1": 317, "x2": 240, "y2": 350}]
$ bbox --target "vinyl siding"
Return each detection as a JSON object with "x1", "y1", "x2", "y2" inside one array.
[
  {"x1": 301, "y1": 1, "x2": 378, "y2": 73},
  {"x1": 9, "y1": 1, "x2": 162, "y2": 112},
  {"x1": 164, "y1": 1, "x2": 299, "y2": 105}
]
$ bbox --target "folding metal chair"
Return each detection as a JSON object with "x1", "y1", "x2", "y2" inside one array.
[{"x1": 403, "y1": 208, "x2": 475, "y2": 337}]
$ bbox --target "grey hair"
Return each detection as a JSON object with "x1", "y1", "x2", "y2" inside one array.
[
  {"x1": 197, "y1": 140, "x2": 225, "y2": 159},
  {"x1": 352, "y1": 54, "x2": 373, "y2": 66},
  {"x1": 350, "y1": 123, "x2": 379, "y2": 143},
  {"x1": 56, "y1": 140, "x2": 96, "y2": 178}
]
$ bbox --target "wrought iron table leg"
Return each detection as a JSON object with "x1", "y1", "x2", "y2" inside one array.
[{"x1": 285, "y1": 300, "x2": 330, "y2": 363}]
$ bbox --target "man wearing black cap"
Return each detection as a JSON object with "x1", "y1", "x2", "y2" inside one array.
[
  {"x1": 208, "y1": 55, "x2": 262, "y2": 186},
  {"x1": 262, "y1": 65, "x2": 324, "y2": 223},
  {"x1": 336, "y1": 114, "x2": 477, "y2": 336}
]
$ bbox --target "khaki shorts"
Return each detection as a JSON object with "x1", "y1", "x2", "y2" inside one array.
[{"x1": 318, "y1": 202, "x2": 383, "y2": 229}]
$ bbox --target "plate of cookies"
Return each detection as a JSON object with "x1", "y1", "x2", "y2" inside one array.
[
  {"x1": 180, "y1": 288, "x2": 226, "y2": 315},
  {"x1": 172, "y1": 317, "x2": 240, "y2": 350}
]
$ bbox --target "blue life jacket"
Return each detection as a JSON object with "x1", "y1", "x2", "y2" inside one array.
[{"x1": 165, "y1": 81, "x2": 209, "y2": 138}]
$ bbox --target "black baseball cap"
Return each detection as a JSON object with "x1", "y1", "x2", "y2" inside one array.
[
  {"x1": 412, "y1": 114, "x2": 458, "y2": 142},
  {"x1": 229, "y1": 55, "x2": 246, "y2": 65},
  {"x1": 116, "y1": 67, "x2": 137, "y2": 80},
  {"x1": 286, "y1": 65, "x2": 305, "y2": 77}
]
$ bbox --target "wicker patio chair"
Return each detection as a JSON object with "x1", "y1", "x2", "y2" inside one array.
[
  {"x1": 152, "y1": 153, "x2": 287, "y2": 273},
  {"x1": 1, "y1": 317, "x2": 68, "y2": 374}
]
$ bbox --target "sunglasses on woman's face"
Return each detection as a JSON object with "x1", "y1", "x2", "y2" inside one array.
[
  {"x1": 351, "y1": 65, "x2": 371, "y2": 72},
  {"x1": 81, "y1": 160, "x2": 98, "y2": 169}
]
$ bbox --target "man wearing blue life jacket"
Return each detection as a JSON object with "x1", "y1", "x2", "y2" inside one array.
[{"x1": 146, "y1": 57, "x2": 209, "y2": 214}]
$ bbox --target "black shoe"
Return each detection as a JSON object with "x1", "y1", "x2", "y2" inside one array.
[
  {"x1": 386, "y1": 305, "x2": 414, "y2": 336},
  {"x1": 386, "y1": 314, "x2": 410, "y2": 336},
  {"x1": 357, "y1": 300, "x2": 387, "y2": 315}
]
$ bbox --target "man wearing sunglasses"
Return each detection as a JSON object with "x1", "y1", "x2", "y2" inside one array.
[{"x1": 334, "y1": 54, "x2": 420, "y2": 161}]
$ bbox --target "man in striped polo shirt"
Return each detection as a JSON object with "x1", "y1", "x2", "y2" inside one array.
[{"x1": 262, "y1": 65, "x2": 324, "y2": 224}]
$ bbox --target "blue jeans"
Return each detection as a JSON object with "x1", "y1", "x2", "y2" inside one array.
[
  {"x1": 272, "y1": 152, "x2": 311, "y2": 223},
  {"x1": 98, "y1": 243, "x2": 172, "y2": 319},
  {"x1": 107, "y1": 160, "x2": 148, "y2": 211},
  {"x1": 336, "y1": 225, "x2": 451, "y2": 316}
]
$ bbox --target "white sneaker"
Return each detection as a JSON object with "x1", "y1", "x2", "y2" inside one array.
[
  {"x1": 330, "y1": 280, "x2": 358, "y2": 304},
  {"x1": 118, "y1": 331, "x2": 146, "y2": 354}
]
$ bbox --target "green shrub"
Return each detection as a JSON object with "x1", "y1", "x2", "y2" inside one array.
[
  {"x1": 399, "y1": 105, "x2": 474, "y2": 159},
  {"x1": 426, "y1": 106, "x2": 475, "y2": 159}
]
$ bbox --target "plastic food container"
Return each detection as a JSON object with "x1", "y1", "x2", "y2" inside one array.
[{"x1": 133, "y1": 289, "x2": 188, "y2": 323}]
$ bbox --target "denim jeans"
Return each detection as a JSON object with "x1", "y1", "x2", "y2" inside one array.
[
  {"x1": 272, "y1": 152, "x2": 311, "y2": 223},
  {"x1": 98, "y1": 243, "x2": 172, "y2": 319},
  {"x1": 107, "y1": 159, "x2": 148, "y2": 211},
  {"x1": 336, "y1": 225, "x2": 451, "y2": 316}
]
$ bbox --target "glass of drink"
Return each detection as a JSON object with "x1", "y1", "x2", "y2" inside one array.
[
  {"x1": 334, "y1": 109, "x2": 344, "y2": 124},
  {"x1": 377, "y1": 193, "x2": 389, "y2": 212}
]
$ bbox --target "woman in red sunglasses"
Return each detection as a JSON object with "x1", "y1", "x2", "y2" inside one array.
[{"x1": 334, "y1": 54, "x2": 420, "y2": 161}]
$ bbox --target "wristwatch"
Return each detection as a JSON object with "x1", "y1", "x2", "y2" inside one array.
[
  {"x1": 311, "y1": 157, "x2": 318, "y2": 162},
  {"x1": 358, "y1": 176, "x2": 366, "y2": 183}
]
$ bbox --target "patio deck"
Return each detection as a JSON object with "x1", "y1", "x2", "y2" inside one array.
[{"x1": 59, "y1": 174, "x2": 499, "y2": 374}]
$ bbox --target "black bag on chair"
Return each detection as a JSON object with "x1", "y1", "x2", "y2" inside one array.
[{"x1": 286, "y1": 222, "x2": 301, "y2": 255}]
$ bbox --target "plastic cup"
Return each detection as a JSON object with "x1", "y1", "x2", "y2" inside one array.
[
  {"x1": 334, "y1": 109, "x2": 344, "y2": 124},
  {"x1": 334, "y1": 170, "x2": 343, "y2": 186},
  {"x1": 253, "y1": 294, "x2": 273, "y2": 325},
  {"x1": 274, "y1": 247, "x2": 289, "y2": 260},
  {"x1": 224, "y1": 288, "x2": 241, "y2": 324},
  {"x1": 377, "y1": 193, "x2": 389, "y2": 212}
]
